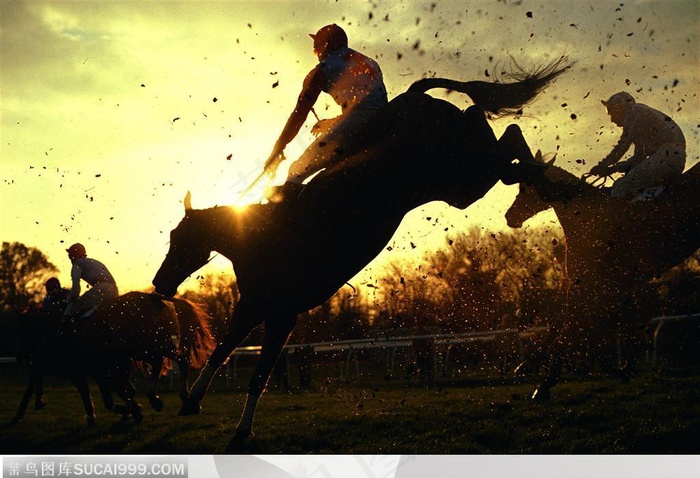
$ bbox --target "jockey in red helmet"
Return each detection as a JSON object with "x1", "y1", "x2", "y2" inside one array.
[
  {"x1": 62, "y1": 243, "x2": 119, "y2": 321},
  {"x1": 263, "y1": 23, "x2": 387, "y2": 199}
]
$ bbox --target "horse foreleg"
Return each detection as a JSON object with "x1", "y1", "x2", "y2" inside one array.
[
  {"x1": 106, "y1": 356, "x2": 143, "y2": 423},
  {"x1": 146, "y1": 358, "x2": 165, "y2": 412},
  {"x1": 227, "y1": 315, "x2": 296, "y2": 452},
  {"x1": 70, "y1": 373, "x2": 96, "y2": 426},
  {"x1": 175, "y1": 355, "x2": 190, "y2": 403},
  {"x1": 180, "y1": 300, "x2": 261, "y2": 416},
  {"x1": 11, "y1": 367, "x2": 40, "y2": 424},
  {"x1": 532, "y1": 333, "x2": 567, "y2": 400},
  {"x1": 532, "y1": 357, "x2": 562, "y2": 400},
  {"x1": 34, "y1": 376, "x2": 46, "y2": 410}
]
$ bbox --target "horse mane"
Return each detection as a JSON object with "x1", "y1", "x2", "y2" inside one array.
[
  {"x1": 407, "y1": 56, "x2": 573, "y2": 116},
  {"x1": 534, "y1": 161, "x2": 611, "y2": 204},
  {"x1": 170, "y1": 298, "x2": 216, "y2": 369}
]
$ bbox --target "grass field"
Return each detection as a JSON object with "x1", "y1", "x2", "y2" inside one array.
[{"x1": 1, "y1": 363, "x2": 699, "y2": 454}]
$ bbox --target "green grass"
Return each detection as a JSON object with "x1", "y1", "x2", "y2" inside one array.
[{"x1": 1, "y1": 367, "x2": 698, "y2": 454}]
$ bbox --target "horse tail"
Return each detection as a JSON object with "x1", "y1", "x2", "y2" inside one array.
[
  {"x1": 407, "y1": 55, "x2": 573, "y2": 116},
  {"x1": 171, "y1": 298, "x2": 216, "y2": 370}
]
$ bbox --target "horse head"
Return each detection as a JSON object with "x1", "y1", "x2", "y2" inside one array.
[{"x1": 152, "y1": 192, "x2": 215, "y2": 298}]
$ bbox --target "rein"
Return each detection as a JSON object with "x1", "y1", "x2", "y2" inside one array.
[{"x1": 581, "y1": 172, "x2": 613, "y2": 189}]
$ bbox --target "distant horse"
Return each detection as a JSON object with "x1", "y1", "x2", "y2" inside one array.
[
  {"x1": 152, "y1": 58, "x2": 571, "y2": 451},
  {"x1": 11, "y1": 307, "x2": 124, "y2": 425},
  {"x1": 505, "y1": 156, "x2": 700, "y2": 398},
  {"x1": 11, "y1": 292, "x2": 214, "y2": 425},
  {"x1": 74, "y1": 292, "x2": 215, "y2": 414}
]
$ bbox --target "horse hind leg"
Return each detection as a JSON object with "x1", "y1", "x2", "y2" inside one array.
[
  {"x1": 70, "y1": 373, "x2": 97, "y2": 426},
  {"x1": 105, "y1": 356, "x2": 143, "y2": 423},
  {"x1": 34, "y1": 376, "x2": 46, "y2": 410},
  {"x1": 174, "y1": 354, "x2": 191, "y2": 403},
  {"x1": 11, "y1": 367, "x2": 40, "y2": 424},
  {"x1": 145, "y1": 358, "x2": 165, "y2": 412}
]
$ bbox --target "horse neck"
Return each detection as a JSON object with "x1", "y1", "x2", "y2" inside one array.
[
  {"x1": 537, "y1": 166, "x2": 610, "y2": 245},
  {"x1": 197, "y1": 206, "x2": 235, "y2": 252}
]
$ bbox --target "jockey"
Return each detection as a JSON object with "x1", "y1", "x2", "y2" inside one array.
[
  {"x1": 263, "y1": 23, "x2": 388, "y2": 199},
  {"x1": 61, "y1": 243, "x2": 119, "y2": 321},
  {"x1": 42, "y1": 277, "x2": 71, "y2": 312},
  {"x1": 589, "y1": 91, "x2": 686, "y2": 199}
]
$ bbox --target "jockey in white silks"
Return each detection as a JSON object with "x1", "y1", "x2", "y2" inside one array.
[
  {"x1": 263, "y1": 23, "x2": 388, "y2": 197},
  {"x1": 62, "y1": 243, "x2": 119, "y2": 319},
  {"x1": 589, "y1": 91, "x2": 686, "y2": 199}
]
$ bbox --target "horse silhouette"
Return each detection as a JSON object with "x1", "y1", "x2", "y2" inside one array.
[
  {"x1": 505, "y1": 157, "x2": 700, "y2": 398},
  {"x1": 11, "y1": 307, "x2": 128, "y2": 425},
  {"x1": 11, "y1": 292, "x2": 214, "y2": 426},
  {"x1": 74, "y1": 291, "x2": 215, "y2": 416},
  {"x1": 152, "y1": 58, "x2": 571, "y2": 451}
]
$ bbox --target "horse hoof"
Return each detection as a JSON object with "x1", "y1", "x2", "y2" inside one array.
[
  {"x1": 34, "y1": 400, "x2": 47, "y2": 411},
  {"x1": 225, "y1": 428, "x2": 252, "y2": 453},
  {"x1": 531, "y1": 387, "x2": 551, "y2": 401},
  {"x1": 178, "y1": 399, "x2": 202, "y2": 416},
  {"x1": 86, "y1": 415, "x2": 96, "y2": 427},
  {"x1": 148, "y1": 395, "x2": 165, "y2": 412}
]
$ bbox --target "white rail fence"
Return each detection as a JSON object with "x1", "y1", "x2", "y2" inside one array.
[{"x1": 220, "y1": 327, "x2": 549, "y2": 386}]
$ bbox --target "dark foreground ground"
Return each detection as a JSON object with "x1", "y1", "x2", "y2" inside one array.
[{"x1": 1, "y1": 363, "x2": 699, "y2": 454}]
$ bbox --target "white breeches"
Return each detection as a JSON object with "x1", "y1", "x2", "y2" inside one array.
[
  {"x1": 611, "y1": 143, "x2": 685, "y2": 198},
  {"x1": 287, "y1": 109, "x2": 377, "y2": 184},
  {"x1": 64, "y1": 282, "x2": 119, "y2": 317}
]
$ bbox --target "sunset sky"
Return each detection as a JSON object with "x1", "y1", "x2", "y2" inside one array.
[{"x1": 2, "y1": 0, "x2": 698, "y2": 295}]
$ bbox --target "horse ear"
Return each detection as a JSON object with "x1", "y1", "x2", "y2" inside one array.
[
  {"x1": 546, "y1": 155, "x2": 557, "y2": 166},
  {"x1": 184, "y1": 191, "x2": 192, "y2": 212}
]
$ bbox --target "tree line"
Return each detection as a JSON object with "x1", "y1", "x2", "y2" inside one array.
[{"x1": 2, "y1": 232, "x2": 698, "y2": 346}]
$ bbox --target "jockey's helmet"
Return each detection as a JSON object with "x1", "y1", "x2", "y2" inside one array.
[
  {"x1": 67, "y1": 243, "x2": 87, "y2": 260},
  {"x1": 310, "y1": 24, "x2": 348, "y2": 58},
  {"x1": 602, "y1": 91, "x2": 635, "y2": 123},
  {"x1": 45, "y1": 277, "x2": 61, "y2": 291}
]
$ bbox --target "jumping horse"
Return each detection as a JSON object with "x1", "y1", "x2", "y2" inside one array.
[
  {"x1": 152, "y1": 57, "x2": 572, "y2": 451},
  {"x1": 505, "y1": 156, "x2": 700, "y2": 398},
  {"x1": 11, "y1": 292, "x2": 214, "y2": 425}
]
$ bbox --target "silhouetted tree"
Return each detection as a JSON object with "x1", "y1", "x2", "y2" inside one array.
[
  {"x1": 374, "y1": 227, "x2": 566, "y2": 334},
  {"x1": 293, "y1": 286, "x2": 371, "y2": 343},
  {"x1": 374, "y1": 261, "x2": 446, "y2": 332},
  {"x1": 0, "y1": 242, "x2": 58, "y2": 311},
  {"x1": 180, "y1": 272, "x2": 239, "y2": 340}
]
